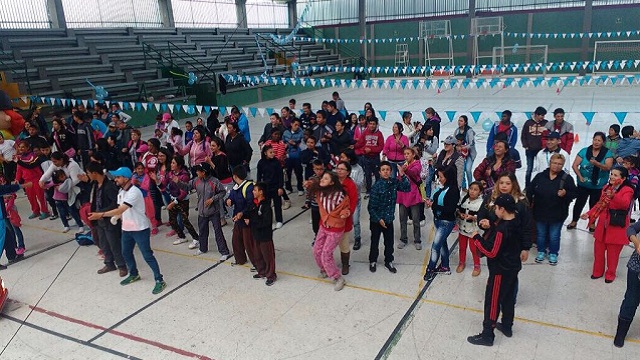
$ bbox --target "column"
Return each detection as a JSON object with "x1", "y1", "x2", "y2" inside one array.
[
  {"x1": 47, "y1": 0, "x2": 66, "y2": 28},
  {"x1": 158, "y1": 0, "x2": 175, "y2": 28},
  {"x1": 236, "y1": 0, "x2": 247, "y2": 28},
  {"x1": 288, "y1": 0, "x2": 297, "y2": 29},
  {"x1": 359, "y1": 0, "x2": 367, "y2": 63}
]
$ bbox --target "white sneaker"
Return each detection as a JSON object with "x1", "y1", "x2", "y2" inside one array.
[
  {"x1": 407, "y1": 219, "x2": 413, "y2": 225},
  {"x1": 219, "y1": 254, "x2": 230, "y2": 262},
  {"x1": 420, "y1": 220, "x2": 426, "y2": 227},
  {"x1": 282, "y1": 200, "x2": 292, "y2": 210},
  {"x1": 273, "y1": 222, "x2": 283, "y2": 230},
  {"x1": 193, "y1": 250, "x2": 204, "y2": 256},
  {"x1": 298, "y1": 191, "x2": 304, "y2": 196},
  {"x1": 172, "y1": 238, "x2": 188, "y2": 245},
  {"x1": 62, "y1": 227, "x2": 70, "y2": 233},
  {"x1": 334, "y1": 277, "x2": 346, "y2": 291},
  {"x1": 188, "y1": 240, "x2": 199, "y2": 249}
]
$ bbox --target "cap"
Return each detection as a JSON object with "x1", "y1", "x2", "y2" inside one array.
[
  {"x1": 110, "y1": 167, "x2": 133, "y2": 179},
  {"x1": 108, "y1": 122, "x2": 117, "y2": 127},
  {"x1": 494, "y1": 193, "x2": 517, "y2": 213},
  {"x1": 443, "y1": 135, "x2": 456, "y2": 145},
  {"x1": 193, "y1": 162, "x2": 212, "y2": 174},
  {"x1": 547, "y1": 131, "x2": 561, "y2": 139},
  {"x1": 162, "y1": 113, "x2": 171, "y2": 122}
]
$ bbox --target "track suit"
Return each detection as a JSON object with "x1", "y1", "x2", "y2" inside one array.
[{"x1": 227, "y1": 180, "x2": 255, "y2": 265}]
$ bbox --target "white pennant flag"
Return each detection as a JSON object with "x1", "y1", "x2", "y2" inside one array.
[
  {"x1": 154, "y1": 103, "x2": 161, "y2": 112},
  {"x1": 196, "y1": 105, "x2": 203, "y2": 113},
  {"x1": 129, "y1": 102, "x2": 135, "y2": 110},
  {"x1": 141, "y1": 103, "x2": 148, "y2": 110},
  {"x1": 242, "y1": 107, "x2": 249, "y2": 115},
  {"x1": 167, "y1": 104, "x2": 175, "y2": 112},
  {"x1": 257, "y1": 108, "x2": 265, "y2": 117},
  {"x1": 81, "y1": 99, "x2": 88, "y2": 107},
  {"x1": 49, "y1": 98, "x2": 56, "y2": 105}
]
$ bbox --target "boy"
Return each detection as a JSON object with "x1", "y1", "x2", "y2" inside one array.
[
  {"x1": 303, "y1": 160, "x2": 325, "y2": 244},
  {"x1": 300, "y1": 136, "x2": 329, "y2": 180},
  {"x1": 367, "y1": 161, "x2": 410, "y2": 273},
  {"x1": 226, "y1": 165, "x2": 256, "y2": 267},
  {"x1": 264, "y1": 130, "x2": 291, "y2": 209},
  {"x1": 606, "y1": 124, "x2": 621, "y2": 158},
  {"x1": 243, "y1": 182, "x2": 276, "y2": 286},
  {"x1": 468, "y1": 194, "x2": 524, "y2": 346},
  {"x1": 184, "y1": 121, "x2": 194, "y2": 143}
]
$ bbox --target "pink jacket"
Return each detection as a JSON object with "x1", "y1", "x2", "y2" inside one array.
[
  {"x1": 396, "y1": 160, "x2": 423, "y2": 207},
  {"x1": 177, "y1": 140, "x2": 212, "y2": 167},
  {"x1": 383, "y1": 134, "x2": 409, "y2": 161},
  {"x1": 353, "y1": 125, "x2": 367, "y2": 142}
]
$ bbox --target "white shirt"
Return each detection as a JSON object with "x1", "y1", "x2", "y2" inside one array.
[
  {"x1": 0, "y1": 140, "x2": 16, "y2": 160},
  {"x1": 117, "y1": 184, "x2": 150, "y2": 232},
  {"x1": 40, "y1": 159, "x2": 85, "y2": 186},
  {"x1": 166, "y1": 120, "x2": 180, "y2": 136},
  {"x1": 533, "y1": 147, "x2": 571, "y2": 177}
]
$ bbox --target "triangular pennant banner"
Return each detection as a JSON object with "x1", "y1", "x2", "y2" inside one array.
[
  {"x1": 582, "y1": 112, "x2": 596, "y2": 125},
  {"x1": 378, "y1": 111, "x2": 387, "y2": 121},
  {"x1": 445, "y1": 111, "x2": 457, "y2": 123},
  {"x1": 470, "y1": 111, "x2": 482, "y2": 124},
  {"x1": 614, "y1": 112, "x2": 627, "y2": 125}
]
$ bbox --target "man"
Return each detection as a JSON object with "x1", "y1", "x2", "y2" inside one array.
[
  {"x1": 332, "y1": 91, "x2": 346, "y2": 113},
  {"x1": 88, "y1": 167, "x2": 166, "y2": 294},
  {"x1": 326, "y1": 100, "x2": 344, "y2": 127},
  {"x1": 231, "y1": 107, "x2": 251, "y2": 142},
  {"x1": 299, "y1": 103, "x2": 316, "y2": 130},
  {"x1": 24, "y1": 124, "x2": 49, "y2": 152},
  {"x1": 312, "y1": 110, "x2": 335, "y2": 155},
  {"x1": 542, "y1": 108, "x2": 574, "y2": 154},
  {"x1": 84, "y1": 162, "x2": 127, "y2": 277},
  {"x1": 532, "y1": 131, "x2": 571, "y2": 177},
  {"x1": 355, "y1": 117, "x2": 384, "y2": 196},
  {"x1": 521, "y1": 106, "x2": 548, "y2": 188},
  {"x1": 73, "y1": 111, "x2": 95, "y2": 169},
  {"x1": 288, "y1": 98, "x2": 296, "y2": 110},
  {"x1": 487, "y1": 110, "x2": 518, "y2": 155}
]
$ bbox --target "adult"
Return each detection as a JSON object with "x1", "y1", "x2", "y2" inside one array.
[
  {"x1": 108, "y1": 103, "x2": 131, "y2": 123},
  {"x1": 50, "y1": 118, "x2": 75, "y2": 156},
  {"x1": 160, "y1": 156, "x2": 199, "y2": 244},
  {"x1": 332, "y1": 91, "x2": 346, "y2": 113},
  {"x1": 473, "y1": 139, "x2": 517, "y2": 194},
  {"x1": 206, "y1": 136, "x2": 233, "y2": 225},
  {"x1": 85, "y1": 162, "x2": 127, "y2": 277},
  {"x1": 532, "y1": 131, "x2": 571, "y2": 178},
  {"x1": 72, "y1": 111, "x2": 94, "y2": 169},
  {"x1": 0, "y1": 132, "x2": 16, "y2": 181},
  {"x1": 580, "y1": 167, "x2": 634, "y2": 282},
  {"x1": 418, "y1": 124, "x2": 439, "y2": 200},
  {"x1": 176, "y1": 127, "x2": 212, "y2": 174},
  {"x1": 24, "y1": 124, "x2": 48, "y2": 152},
  {"x1": 88, "y1": 167, "x2": 166, "y2": 295},
  {"x1": 613, "y1": 221, "x2": 640, "y2": 347},
  {"x1": 280, "y1": 106, "x2": 295, "y2": 130},
  {"x1": 326, "y1": 101, "x2": 344, "y2": 127},
  {"x1": 299, "y1": 103, "x2": 316, "y2": 130},
  {"x1": 453, "y1": 115, "x2": 477, "y2": 190},
  {"x1": 231, "y1": 106, "x2": 251, "y2": 143},
  {"x1": 206, "y1": 109, "x2": 222, "y2": 138},
  {"x1": 435, "y1": 135, "x2": 464, "y2": 189},
  {"x1": 424, "y1": 107, "x2": 442, "y2": 140},
  {"x1": 423, "y1": 165, "x2": 461, "y2": 281},
  {"x1": 382, "y1": 122, "x2": 409, "y2": 178},
  {"x1": 401, "y1": 111, "x2": 420, "y2": 146},
  {"x1": 528, "y1": 153, "x2": 577, "y2": 265},
  {"x1": 352, "y1": 114, "x2": 367, "y2": 143},
  {"x1": 122, "y1": 129, "x2": 144, "y2": 170},
  {"x1": 28, "y1": 106, "x2": 49, "y2": 136},
  {"x1": 355, "y1": 117, "x2": 384, "y2": 196},
  {"x1": 396, "y1": 147, "x2": 423, "y2": 250},
  {"x1": 521, "y1": 106, "x2": 548, "y2": 188},
  {"x1": 312, "y1": 110, "x2": 335, "y2": 155},
  {"x1": 258, "y1": 114, "x2": 284, "y2": 147},
  {"x1": 225, "y1": 122, "x2": 253, "y2": 174},
  {"x1": 487, "y1": 110, "x2": 518, "y2": 156},
  {"x1": 567, "y1": 132, "x2": 614, "y2": 231},
  {"x1": 543, "y1": 108, "x2": 574, "y2": 154},
  {"x1": 335, "y1": 161, "x2": 358, "y2": 275},
  {"x1": 283, "y1": 119, "x2": 305, "y2": 195},
  {"x1": 329, "y1": 119, "x2": 354, "y2": 157}
]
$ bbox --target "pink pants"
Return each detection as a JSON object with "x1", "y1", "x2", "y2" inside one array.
[{"x1": 313, "y1": 226, "x2": 344, "y2": 280}]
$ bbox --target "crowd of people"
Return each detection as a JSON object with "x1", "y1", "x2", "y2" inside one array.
[{"x1": 1, "y1": 90, "x2": 640, "y2": 348}]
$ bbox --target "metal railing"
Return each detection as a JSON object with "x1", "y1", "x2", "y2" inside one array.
[
  {"x1": 254, "y1": 33, "x2": 303, "y2": 75},
  {"x1": 142, "y1": 41, "x2": 218, "y2": 84}
]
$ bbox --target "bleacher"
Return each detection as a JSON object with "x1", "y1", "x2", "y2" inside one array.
[{"x1": 0, "y1": 27, "x2": 343, "y2": 102}]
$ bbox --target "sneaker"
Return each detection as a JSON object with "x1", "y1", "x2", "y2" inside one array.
[
  {"x1": 188, "y1": 240, "x2": 199, "y2": 249},
  {"x1": 62, "y1": 227, "x2": 70, "y2": 233},
  {"x1": 407, "y1": 219, "x2": 413, "y2": 225},
  {"x1": 152, "y1": 280, "x2": 167, "y2": 294},
  {"x1": 423, "y1": 269, "x2": 436, "y2": 281},
  {"x1": 162, "y1": 206, "x2": 167, "y2": 210},
  {"x1": 384, "y1": 262, "x2": 397, "y2": 273},
  {"x1": 273, "y1": 222, "x2": 283, "y2": 230},
  {"x1": 467, "y1": 333, "x2": 494, "y2": 346},
  {"x1": 15, "y1": 247, "x2": 25, "y2": 255},
  {"x1": 495, "y1": 322, "x2": 513, "y2": 337},
  {"x1": 419, "y1": 220, "x2": 426, "y2": 227},
  {"x1": 220, "y1": 220, "x2": 227, "y2": 227},
  {"x1": 253, "y1": 274, "x2": 264, "y2": 280},
  {"x1": 369, "y1": 262, "x2": 377, "y2": 272},
  {"x1": 435, "y1": 266, "x2": 451, "y2": 275},
  {"x1": 219, "y1": 254, "x2": 230, "y2": 262},
  {"x1": 535, "y1": 252, "x2": 546, "y2": 263},
  {"x1": 250, "y1": 267, "x2": 257, "y2": 272},
  {"x1": 151, "y1": 228, "x2": 159, "y2": 236},
  {"x1": 548, "y1": 254, "x2": 558, "y2": 266},
  {"x1": 166, "y1": 230, "x2": 177, "y2": 237},
  {"x1": 456, "y1": 264, "x2": 465, "y2": 273},
  {"x1": 28, "y1": 213, "x2": 39, "y2": 219},
  {"x1": 172, "y1": 238, "x2": 188, "y2": 245},
  {"x1": 265, "y1": 279, "x2": 276, "y2": 286},
  {"x1": 298, "y1": 191, "x2": 304, "y2": 196},
  {"x1": 415, "y1": 243, "x2": 422, "y2": 250},
  {"x1": 0, "y1": 264, "x2": 6, "y2": 270},
  {"x1": 334, "y1": 277, "x2": 346, "y2": 291},
  {"x1": 319, "y1": 271, "x2": 328, "y2": 279},
  {"x1": 397, "y1": 241, "x2": 407, "y2": 249},
  {"x1": 49, "y1": 214, "x2": 59, "y2": 220},
  {"x1": 120, "y1": 275, "x2": 141, "y2": 286},
  {"x1": 353, "y1": 238, "x2": 361, "y2": 251},
  {"x1": 194, "y1": 250, "x2": 204, "y2": 256},
  {"x1": 364, "y1": 194, "x2": 370, "y2": 199},
  {"x1": 39, "y1": 213, "x2": 49, "y2": 220},
  {"x1": 283, "y1": 200, "x2": 292, "y2": 210}
]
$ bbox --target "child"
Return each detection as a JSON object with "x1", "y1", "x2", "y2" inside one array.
[
  {"x1": 243, "y1": 182, "x2": 276, "y2": 286},
  {"x1": 131, "y1": 162, "x2": 159, "y2": 235},
  {"x1": 256, "y1": 145, "x2": 285, "y2": 229},
  {"x1": 167, "y1": 127, "x2": 184, "y2": 151},
  {"x1": 154, "y1": 128, "x2": 168, "y2": 148},
  {"x1": 0, "y1": 182, "x2": 32, "y2": 269},
  {"x1": 4, "y1": 193, "x2": 25, "y2": 255},
  {"x1": 303, "y1": 160, "x2": 325, "y2": 244},
  {"x1": 456, "y1": 133, "x2": 470, "y2": 190},
  {"x1": 226, "y1": 165, "x2": 255, "y2": 267},
  {"x1": 467, "y1": 193, "x2": 523, "y2": 347},
  {"x1": 264, "y1": 130, "x2": 291, "y2": 210},
  {"x1": 300, "y1": 136, "x2": 329, "y2": 180},
  {"x1": 456, "y1": 181, "x2": 484, "y2": 276},
  {"x1": 40, "y1": 145, "x2": 59, "y2": 220},
  {"x1": 310, "y1": 171, "x2": 351, "y2": 291},
  {"x1": 367, "y1": 161, "x2": 411, "y2": 273},
  {"x1": 46, "y1": 170, "x2": 83, "y2": 232},
  {"x1": 184, "y1": 121, "x2": 194, "y2": 143},
  {"x1": 15, "y1": 141, "x2": 49, "y2": 219}
]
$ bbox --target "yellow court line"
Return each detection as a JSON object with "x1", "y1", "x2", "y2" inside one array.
[
  {"x1": 416, "y1": 224, "x2": 436, "y2": 293},
  {"x1": 153, "y1": 244, "x2": 640, "y2": 344}
]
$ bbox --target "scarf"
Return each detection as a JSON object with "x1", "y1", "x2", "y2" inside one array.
[
  {"x1": 588, "y1": 180, "x2": 621, "y2": 228},
  {"x1": 585, "y1": 145, "x2": 607, "y2": 186}
]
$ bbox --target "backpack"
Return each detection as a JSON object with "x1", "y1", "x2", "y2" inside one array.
[
  {"x1": 75, "y1": 231, "x2": 94, "y2": 246},
  {"x1": 240, "y1": 180, "x2": 253, "y2": 199}
]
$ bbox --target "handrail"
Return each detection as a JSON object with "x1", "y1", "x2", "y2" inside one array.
[
  {"x1": 255, "y1": 33, "x2": 302, "y2": 74},
  {"x1": 0, "y1": 58, "x2": 33, "y2": 96},
  {"x1": 165, "y1": 41, "x2": 218, "y2": 84},
  {"x1": 142, "y1": 41, "x2": 218, "y2": 86}
]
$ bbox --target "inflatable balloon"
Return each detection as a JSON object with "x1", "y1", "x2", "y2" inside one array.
[{"x1": 482, "y1": 118, "x2": 493, "y2": 132}]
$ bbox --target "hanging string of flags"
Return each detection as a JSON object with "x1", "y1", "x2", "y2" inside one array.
[
  {"x1": 224, "y1": 73, "x2": 640, "y2": 91},
  {"x1": 303, "y1": 59, "x2": 640, "y2": 75},
  {"x1": 292, "y1": 30, "x2": 640, "y2": 44},
  {"x1": 17, "y1": 96, "x2": 636, "y2": 125}
]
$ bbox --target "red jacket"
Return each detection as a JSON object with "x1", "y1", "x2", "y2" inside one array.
[
  {"x1": 589, "y1": 184, "x2": 634, "y2": 246},
  {"x1": 354, "y1": 129, "x2": 384, "y2": 158},
  {"x1": 340, "y1": 177, "x2": 358, "y2": 232}
]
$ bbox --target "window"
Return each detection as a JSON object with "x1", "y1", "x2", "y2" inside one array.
[
  {"x1": 62, "y1": 0, "x2": 162, "y2": 28},
  {"x1": 172, "y1": 0, "x2": 237, "y2": 28},
  {"x1": 0, "y1": 0, "x2": 50, "y2": 29},
  {"x1": 246, "y1": 0, "x2": 289, "y2": 29}
]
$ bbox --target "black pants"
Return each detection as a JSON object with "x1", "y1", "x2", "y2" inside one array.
[
  {"x1": 311, "y1": 205, "x2": 320, "y2": 237},
  {"x1": 268, "y1": 189, "x2": 283, "y2": 223},
  {"x1": 369, "y1": 221, "x2": 394, "y2": 263},
  {"x1": 169, "y1": 200, "x2": 198, "y2": 239},
  {"x1": 45, "y1": 187, "x2": 58, "y2": 216},
  {"x1": 285, "y1": 158, "x2": 304, "y2": 192},
  {"x1": 483, "y1": 271, "x2": 519, "y2": 336},
  {"x1": 360, "y1": 156, "x2": 381, "y2": 193},
  {"x1": 150, "y1": 183, "x2": 164, "y2": 223},
  {"x1": 571, "y1": 185, "x2": 602, "y2": 222},
  {"x1": 95, "y1": 220, "x2": 125, "y2": 269}
]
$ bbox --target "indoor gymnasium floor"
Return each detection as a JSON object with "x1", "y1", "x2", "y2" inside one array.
[{"x1": 1, "y1": 82, "x2": 640, "y2": 359}]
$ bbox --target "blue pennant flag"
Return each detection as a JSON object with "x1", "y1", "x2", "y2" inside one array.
[
  {"x1": 399, "y1": 111, "x2": 404, "y2": 118},
  {"x1": 265, "y1": 108, "x2": 273, "y2": 116},
  {"x1": 445, "y1": 111, "x2": 457, "y2": 122},
  {"x1": 614, "y1": 112, "x2": 627, "y2": 125},
  {"x1": 412, "y1": 79, "x2": 420, "y2": 89},
  {"x1": 495, "y1": 112, "x2": 503, "y2": 119},
  {"x1": 174, "y1": 104, "x2": 183, "y2": 113},
  {"x1": 250, "y1": 107, "x2": 258, "y2": 117},
  {"x1": 160, "y1": 103, "x2": 168, "y2": 111},
  {"x1": 378, "y1": 111, "x2": 387, "y2": 121},
  {"x1": 358, "y1": 110, "x2": 365, "y2": 116},
  {"x1": 204, "y1": 106, "x2": 211, "y2": 113},
  {"x1": 582, "y1": 112, "x2": 596, "y2": 125},
  {"x1": 400, "y1": 80, "x2": 407, "y2": 89},
  {"x1": 470, "y1": 111, "x2": 483, "y2": 124},
  {"x1": 388, "y1": 80, "x2": 396, "y2": 89},
  {"x1": 88, "y1": 99, "x2": 94, "y2": 107},
  {"x1": 135, "y1": 102, "x2": 142, "y2": 111},
  {"x1": 524, "y1": 112, "x2": 532, "y2": 120},
  {"x1": 187, "y1": 105, "x2": 195, "y2": 114},
  {"x1": 219, "y1": 106, "x2": 227, "y2": 116}
]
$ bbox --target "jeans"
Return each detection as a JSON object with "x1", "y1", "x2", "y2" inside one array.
[
  {"x1": 55, "y1": 200, "x2": 83, "y2": 228},
  {"x1": 353, "y1": 197, "x2": 361, "y2": 240},
  {"x1": 360, "y1": 156, "x2": 381, "y2": 193},
  {"x1": 285, "y1": 157, "x2": 304, "y2": 192},
  {"x1": 425, "y1": 164, "x2": 434, "y2": 199},
  {"x1": 535, "y1": 221, "x2": 563, "y2": 255},
  {"x1": 427, "y1": 219, "x2": 455, "y2": 270},
  {"x1": 13, "y1": 225, "x2": 24, "y2": 249},
  {"x1": 464, "y1": 154, "x2": 475, "y2": 190},
  {"x1": 399, "y1": 204, "x2": 421, "y2": 244},
  {"x1": 525, "y1": 149, "x2": 540, "y2": 189},
  {"x1": 121, "y1": 228, "x2": 163, "y2": 282},
  {"x1": 619, "y1": 268, "x2": 640, "y2": 320}
]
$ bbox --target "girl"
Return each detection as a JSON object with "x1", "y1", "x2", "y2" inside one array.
[
  {"x1": 177, "y1": 127, "x2": 212, "y2": 176},
  {"x1": 352, "y1": 115, "x2": 367, "y2": 143},
  {"x1": 50, "y1": 118, "x2": 76, "y2": 157},
  {"x1": 417, "y1": 125, "x2": 438, "y2": 199},
  {"x1": 256, "y1": 145, "x2": 285, "y2": 229},
  {"x1": 397, "y1": 147, "x2": 423, "y2": 250},
  {"x1": 311, "y1": 171, "x2": 351, "y2": 291},
  {"x1": 242, "y1": 182, "x2": 276, "y2": 286},
  {"x1": 454, "y1": 115, "x2": 477, "y2": 190},
  {"x1": 383, "y1": 122, "x2": 409, "y2": 178},
  {"x1": 456, "y1": 181, "x2": 484, "y2": 276},
  {"x1": 158, "y1": 156, "x2": 199, "y2": 245},
  {"x1": 4, "y1": 192, "x2": 25, "y2": 254},
  {"x1": 46, "y1": 169, "x2": 83, "y2": 232},
  {"x1": 263, "y1": 130, "x2": 291, "y2": 210},
  {"x1": 205, "y1": 136, "x2": 233, "y2": 226},
  {"x1": 168, "y1": 127, "x2": 184, "y2": 152},
  {"x1": 157, "y1": 148, "x2": 183, "y2": 236},
  {"x1": 131, "y1": 162, "x2": 159, "y2": 235},
  {"x1": 123, "y1": 129, "x2": 144, "y2": 170},
  {"x1": 15, "y1": 141, "x2": 49, "y2": 219},
  {"x1": 335, "y1": 161, "x2": 358, "y2": 275}
]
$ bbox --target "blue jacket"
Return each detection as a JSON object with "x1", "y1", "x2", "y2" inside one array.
[
  {"x1": 487, "y1": 121, "x2": 518, "y2": 155},
  {"x1": 228, "y1": 180, "x2": 254, "y2": 219},
  {"x1": 283, "y1": 128, "x2": 304, "y2": 159},
  {"x1": 237, "y1": 114, "x2": 251, "y2": 142},
  {"x1": 367, "y1": 176, "x2": 410, "y2": 224},
  {"x1": 616, "y1": 138, "x2": 640, "y2": 158}
]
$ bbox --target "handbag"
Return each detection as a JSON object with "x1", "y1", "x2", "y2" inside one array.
[{"x1": 609, "y1": 209, "x2": 627, "y2": 227}]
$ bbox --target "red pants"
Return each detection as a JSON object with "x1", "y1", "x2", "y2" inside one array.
[
  {"x1": 254, "y1": 240, "x2": 276, "y2": 281},
  {"x1": 232, "y1": 223, "x2": 256, "y2": 266},
  {"x1": 144, "y1": 195, "x2": 159, "y2": 229},
  {"x1": 458, "y1": 234, "x2": 480, "y2": 268},
  {"x1": 26, "y1": 185, "x2": 48, "y2": 215},
  {"x1": 79, "y1": 202, "x2": 91, "y2": 229},
  {"x1": 593, "y1": 240, "x2": 624, "y2": 281}
]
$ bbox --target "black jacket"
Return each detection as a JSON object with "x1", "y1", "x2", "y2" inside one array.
[
  {"x1": 225, "y1": 133, "x2": 252, "y2": 168},
  {"x1": 527, "y1": 169, "x2": 577, "y2": 222},
  {"x1": 330, "y1": 130, "x2": 354, "y2": 156},
  {"x1": 477, "y1": 194, "x2": 533, "y2": 252},
  {"x1": 89, "y1": 178, "x2": 120, "y2": 227},
  {"x1": 243, "y1": 199, "x2": 273, "y2": 242},
  {"x1": 259, "y1": 123, "x2": 285, "y2": 144},
  {"x1": 473, "y1": 218, "x2": 524, "y2": 273},
  {"x1": 257, "y1": 157, "x2": 283, "y2": 192},
  {"x1": 431, "y1": 185, "x2": 460, "y2": 221}
]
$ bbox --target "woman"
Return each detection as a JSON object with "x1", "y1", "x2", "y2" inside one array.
[
  {"x1": 568, "y1": 132, "x2": 614, "y2": 231},
  {"x1": 473, "y1": 139, "x2": 517, "y2": 194},
  {"x1": 176, "y1": 127, "x2": 211, "y2": 176},
  {"x1": 340, "y1": 150, "x2": 365, "y2": 250},
  {"x1": 454, "y1": 115, "x2": 477, "y2": 190},
  {"x1": 423, "y1": 166, "x2": 460, "y2": 281},
  {"x1": 613, "y1": 220, "x2": 640, "y2": 347},
  {"x1": 257, "y1": 145, "x2": 285, "y2": 229},
  {"x1": 335, "y1": 161, "x2": 358, "y2": 275},
  {"x1": 528, "y1": 153, "x2": 577, "y2": 265},
  {"x1": 159, "y1": 156, "x2": 199, "y2": 245},
  {"x1": 206, "y1": 136, "x2": 233, "y2": 226},
  {"x1": 382, "y1": 122, "x2": 409, "y2": 178},
  {"x1": 50, "y1": 118, "x2": 76, "y2": 156},
  {"x1": 225, "y1": 122, "x2": 252, "y2": 173},
  {"x1": 330, "y1": 119, "x2": 354, "y2": 157},
  {"x1": 122, "y1": 129, "x2": 144, "y2": 170},
  {"x1": 364, "y1": 108, "x2": 377, "y2": 124},
  {"x1": 397, "y1": 147, "x2": 423, "y2": 250},
  {"x1": 435, "y1": 135, "x2": 464, "y2": 189},
  {"x1": 157, "y1": 148, "x2": 183, "y2": 237},
  {"x1": 580, "y1": 167, "x2": 634, "y2": 282},
  {"x1": 418, "y1": 125, "x2": 438, "y2": 200},
  {"x1": 206, "y1": 109, "x2": 222, "y2": 138},
  {"x1": 311, "y1": 171, "x2": 351, "y2": 291},
  {"x1": 401, "y1": 111, "x2": 421, "y2": 146},
  {"x1": 348, "y1": 113, "x2": 358, "y2": 131},
  {"x1": 424, "y1": 107, "x2": 442, "y2": 139}
]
